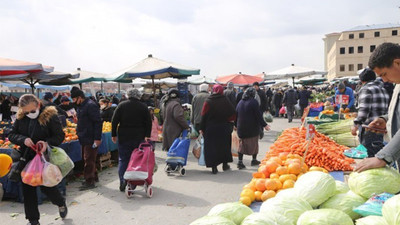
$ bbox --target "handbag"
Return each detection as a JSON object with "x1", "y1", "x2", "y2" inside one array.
[{"x1": 192, "y1": 134, "x2": 202, "y2": 159}]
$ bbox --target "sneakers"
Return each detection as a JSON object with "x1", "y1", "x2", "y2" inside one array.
[
  {"x1": 79, "y1": 183, "x2": 96, "y2": 191},
  {"x1": 251, "y1": 160, "x2": 261, "y2": 166},
  {"x1": 59, "y1": 202, "x2": 68, "y2": 219},
  {"x1": 222, "y1": 163, "x2": 231, "y2": 171},
  {"x1": 27, "y1": 221, "x2": 40, "y2": 225},
  {"x1": 119, "y1": 181, "x2": 127, "y2": 192},
  {"x1": 237, "y1": 162, "x2": 246, "y2": 170},
  {"x1": 211, "y1": 166, "x2": 218, "y2": 174}
]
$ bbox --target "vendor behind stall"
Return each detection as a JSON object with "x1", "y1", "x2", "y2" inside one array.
[{"x1": 335, "y1": 82, "x2": 355, "y2": 112}]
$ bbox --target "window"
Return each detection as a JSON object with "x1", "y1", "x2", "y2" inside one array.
[
  {"x1": 349, "y1": 34, "x2": 354, "y2": 39},
  {"x1": 340, "y1": 65, "x2": 345, "y2": 72},
  {"x1": 359, "y1": 33, "x2": 364, "y2": 38},
  {"x1": 358, "y1": 64, "x2": 363, "y2": 70},
  {"x1": 340, "y1": 47, "x2": 345, "y2": 54},
  {"x1": 358, "y1": 46, "x2": 363, "y2": 53},
  {"x1": 374, "y1": 31, "x2": 380, "y2": 37},
  {"x1": 349, "y1": 47, "x2": 354, "y2": 54},
  {"x1": 393, "y1": 30, "x2": 398, "y2": 36},
  {"x1": 349, "y1": 64, "x2": 354, "y2": 71},
  {"x1": 370, "y1": 45, "x2": 376, "y2": 52}
]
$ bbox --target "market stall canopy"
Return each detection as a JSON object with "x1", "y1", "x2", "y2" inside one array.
[
  {"x1": 216, "y1": 72, "x2": 263, "y2": 86},
  {"x1": 265, "y1": 64, "x2": 327, "y2": 83},
  {"x1": 295, "y1": 75, "x2": 327, "y2": 85},
  {"x1": 113, "y1": 54, "x2": 200, "y2": 81},
  {"x1": 187, "y1": 76, "x2": 215, "y2": 85},
  {"x1": 255, "y1": 72, "x2": 267, "y2": 79},
  {"x1": 70, "y1": 68, "x2": 111, "y2": 83},
  {"x1": 0, "y1": 81, "x2": 72, "y2": 91},
  {"x1": 0, "y1": 57, "x2": 54, "y2": 79}
]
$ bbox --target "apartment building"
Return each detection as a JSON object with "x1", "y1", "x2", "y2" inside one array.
[{"x1": 323, "y1": 23, "x2": 400, "y2": 80}]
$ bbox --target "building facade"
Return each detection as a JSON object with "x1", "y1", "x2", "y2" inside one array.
[{"x1": 324, "y1": 23, "x2": 400, "y2": 80}]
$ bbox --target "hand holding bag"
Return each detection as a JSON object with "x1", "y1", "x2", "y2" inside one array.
[
  {"x1": 21, "y1": 146, "x2": 44, "y2": 187},
  {"x1": 42, "y1": 155, "x2": 63, "y2": 187}
]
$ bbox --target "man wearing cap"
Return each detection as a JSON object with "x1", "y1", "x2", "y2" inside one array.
[
  {"x1": 335, "y1": 82, "x2": 355, "y2": 112},
  {"x1": 192, "y1": 84, "x2": 210, "y2": 132},
  {"x1": 224, "y1": 82, "x2": 237, "y2": 108},
  {"x1": 351, "y1": 68, "x2": 389, "y2": 157},
  {"x1": 111, "y1": 88, "x2": 152, "y2": 192},
  {"x1": 70, "y1": 87, "x2": 102, "y2": 190},
  {"x1": 42, "y1": 92, "x2": 68, "y2": 117},
  {"x1": 58, "y1": 96, "x2": 75, "y2": 118}
]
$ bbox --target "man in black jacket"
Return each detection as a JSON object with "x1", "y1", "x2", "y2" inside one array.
[
  {"x1": 253, "y1": 82, "x2": 267, "y2": 112},
  {"x1": 71, "y1": 88, "x2": 102, "y2": 191},
  {"x1": 111, "y1": 88, "x2": 152, "y2": 192}
]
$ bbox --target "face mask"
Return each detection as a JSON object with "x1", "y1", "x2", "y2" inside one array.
[
  {"x1": 100, "y1": 105, "x2": 106, "y2": 110},
  {"x1": 26, "y1": 108, "x2": 39, "y2": 119}
]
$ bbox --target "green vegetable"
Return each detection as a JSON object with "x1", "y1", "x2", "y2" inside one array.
[
  {"x1": 328, "y1": 132, "x2": 359, "y2": 147},
  {"x1": 348, "y1": 168, "x2": 400, "y2": 199},
  {"x1": 259, "y1": 196, "x2": 312, "y2": 224},
  {"x1": 316, "y1": 119, "x2": 353, "y2": 135},
  {"x1": 355, "y1": 216, "x2": 388, "y2": 225},
  {"x1": 241, "y1": 212, "x2": 294, "y2": 225},
  {"x1": 49, "y1": 146, "x2": 74, "y2": 177},
  {"x1": 319, "y1": 191, "x2": 366, "y2": 219},
  {"x1": 335, "y1": 180, "x2": 350, "y2": 194},
  {"x1": 382, "y1": 194, "x2": 400, "y2": 225},
  {"x1": 207, "y1": 202, "x2": 252, "y2": 225},
  {"x1": 293, "y1": 171, "x2": 336, "y2": 208},
  {"x1": 297, "y1": 209, "x2": 354, "y2": 225},
  {"x1": 190, "y1": 215, "x2": 235, "y2": 225},
  {"x1": 275, "y1": 188, "x2": 299, "y2": 199}
]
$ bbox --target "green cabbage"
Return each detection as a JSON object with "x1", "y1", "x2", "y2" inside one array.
[
  {"x1": 355, "y1": 216, "x2": 388, "y2": 225},
  {"x1": 382, "y1": 194, "x2": 400, "y2": 225},
  {"x1": 241, "y1": 212, "x2": 294, "y2": 225},
  {"x1": 319, "y1": 191, "x2": 366, "y2": 219},
  {"x1": 190, "y1": 215, "x2": 235, "y2": 225},
  {"x1": 293, "y1": 171, "x2": 336, "y2": 207},
  {"x1": 335, "y1": 180, "x2": 350, "y2": 194},
  {"x1": 275, "y1": 188, "x2": 299, "y2": 199},
  {"x1": 297, "y1": 209, "x2": 354, "y2": 225},
  {"x1": 259, "y1": 196, "x2": 312, "y2": 224},
  {"x1": 348, "y1": 168, "x2": 400, "y2": 199},
  {"x1": 207, "y1": 202, "x2": 252, "y2": 225}
]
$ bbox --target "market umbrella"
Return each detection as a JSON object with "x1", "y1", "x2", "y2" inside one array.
[
  {"x1": 113, "y1": 54, "x2": 200, "y2": 104},
  {"x1": 216, "y1": 72, "x2": 263, "y2": 86},
  {"x1": 187, "y1": 75, "x2": 215, "y2": 85},
  {"x1": 266, "y1": 64, "x2": 327, "y2": 85},
  {"x1": 295, "y1": 74, "x2": 327, "y2": 86}
]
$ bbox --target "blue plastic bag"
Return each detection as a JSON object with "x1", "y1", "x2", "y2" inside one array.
[
  {"x1": 166, "y1": 130, "x2": 190, "y2": 167},
  {"x1": 353, "y1": 192, "x2": 394, "y2": 216},
  {"x1": 198, "y1": 136, "x2": 205, "y2": 166}
]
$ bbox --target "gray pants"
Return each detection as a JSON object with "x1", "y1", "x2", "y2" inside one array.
[{"x1": 286, "y1": 104, "x2": 295, "y2": 121}]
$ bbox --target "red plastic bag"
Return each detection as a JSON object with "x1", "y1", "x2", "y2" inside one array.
[
  {"x1": 21, "y1": 152, "x2": 44, "y2": 186},
  {"x1": 279, "y1": 106, "x2": 286, "y2": 114}
]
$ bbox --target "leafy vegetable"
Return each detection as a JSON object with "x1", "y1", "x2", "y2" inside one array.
[
  {"x1": 275, "y1": 188, "x2": 299, "y2": 199},
  {"x1": 297, "y1": 209, "x2": 354, "y2": 225},
  {"x1": 382, "y1": 194, "x2": 400, "y2": 225},
  {"x1": 328, "y1": 132, "x2": 359, "y2": 147},
  {"x1": 241, "y1": 212, "x2": 294, "y2": 225},
  {"x1": 348, "y1": 168, "x2": 400, "y2": 199},
  {"x1": 335, "y1": 180, "x2": 349, "y2": 194},
  {"x1": 259, "y1": 196, "x2": 312, "y2": 224},
  {"x1": 316, "y1": 119, "x2": 353, "y2": 135},
  {"x1": 190, "y1": 215, "x2": 235, "y2": 225},
  {"x1": 355, "y1": 216, "x2": 388, "y2": 225},
  {"x1": 207, "y1": 202, "x2": 252, "y2": 225},
  {"x1": 319, "y1": 191, "x2": 366, "y2": 219},
  {"x1": 294, "y1": 171, "x2": 336, "y2": 207}
]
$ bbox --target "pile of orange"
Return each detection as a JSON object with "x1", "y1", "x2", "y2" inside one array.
[
  {"x1": 0, "y1": 139, "x2": 19, "y2": 150},
  {"x1": 63, "y1": 128, "x2": 78, "y2": 142},
  {"x1": 240, "y1": 153, "x2": 322, "y2": 206}
]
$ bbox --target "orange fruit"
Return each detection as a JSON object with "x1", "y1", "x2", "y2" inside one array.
[
  {"x1": 241, "y1": 189, "x2": 255, "y2": 202},
  {"x1": 243, "y1": 183, "x2": 257, "y2": 192},
  {"x1": 309, "y1": 166, "x2": 325, "y2": 172},
  {"x1": 301, "y1": 163, "x2": 309, "y2": 173},
  {"x1": 276, "y1": 166, "x2": 288, "y2": 175},
  {"x1": 279, "y1": 152, "x2": 288, "y2": 161},
  {"x1": 279, "y1": 174, "x2": 297, "y2": 183},
  {"x1": 269, "y1": 173, "x2": 279, "y2": 179},
  {"x1": 255, "y1": 179, "x2": 266, "y2": 192},
  {"x1": 265, "y1": 161, "x2": 280, "y2": 173},
  {"x1": 240, "y1": 196, "x2": 252, "y2": 206},
  {"x1": 261, "y1": 190, "x2": 276, "y2": 201},
  {"x1": 265, "y1": 179, "x2": 278, "y2": 191},
  {"x1": 273, "y1": 179, "x2": 282, "y2": 190},
  {"x1": 253, "y1": 172, "x2": 266, "y2": 179},
  {"x1": 258, "y1": 166, "x2": 270, "y2": 177},
  {"x1": 282, "y1": 179, "x2": 295, "y2": 189},
  {"x1": 288, "y1": 163, "x2": 302, "y2": 175},
  {"x1": 285, "y1": 158, "x2": 301, "y2": 166},
  {"x1": 269, "y1": 157, "x2": 283, "y2": 165},
  {"x1": 254, "y1": 191, "x2": 263, "y2": 201}
]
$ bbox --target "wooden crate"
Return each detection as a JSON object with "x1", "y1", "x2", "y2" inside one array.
[{"x1": 98, "y1": 152, "x2": 112, "y2": 171}]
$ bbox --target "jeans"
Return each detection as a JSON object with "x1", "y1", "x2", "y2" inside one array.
[
  {"x1": 359, "y1": 128, "x2": 384, "y2": 157},
  {"x1": 118, "y1": 139, "x2": 143, "y2": 184},
  {"x1": 23, "y1": 183, "x2": 64, "y2": 222},
  {"x1": 82, "y1": 145, "x2": 98, "y2": 184}
]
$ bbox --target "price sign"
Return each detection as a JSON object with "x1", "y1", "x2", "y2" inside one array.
[
  {"x1": 306, "y1": 124, "x2": 316, "y2": 140},
  {"x1": 336, "y1": 95, "x2": 349, "y2": 105}
]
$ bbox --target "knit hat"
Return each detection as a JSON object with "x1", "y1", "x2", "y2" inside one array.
[
  {"x1": 60, "y1": 96, "x2": 70, "y2": 102},
  {"x1": 337, "y1": 82, "x2": 346, "y2": 90},
  {"x1": 199, "y1": 84, "x2": 208, "y2": 92},
  {"x1": 43, "y1": 92, "x2": 53, "y2": 100},
  {"x1": 70, "y1": 88, "x2": 85, "y2": 99},
  {"x1": 359, "y1": 68, "x2": 376, "y2": 82},
  {"x1": 127, "y1": 88, "x2": 143, "y2": 100}
]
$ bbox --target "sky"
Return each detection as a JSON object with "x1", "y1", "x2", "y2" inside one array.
[{"x1": 1, "y1": 0, "x2": 400, "y2": 79}]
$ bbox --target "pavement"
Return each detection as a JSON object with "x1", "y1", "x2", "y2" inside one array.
[{"x1": 0, "y1": 117, "x2": 300, "y2": 225}]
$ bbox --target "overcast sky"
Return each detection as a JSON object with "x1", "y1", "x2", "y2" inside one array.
[{"x1": 1, "y1": 0, "x2": 400, "y2": 78}]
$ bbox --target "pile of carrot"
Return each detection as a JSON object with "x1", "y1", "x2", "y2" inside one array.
[{"x1": 267, "y1": 127, "x2": 354, "y2": 171}]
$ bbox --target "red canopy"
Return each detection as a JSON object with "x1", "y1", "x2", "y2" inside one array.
[
  {"x1": 0, "y1": 57, "x2": 53, "y2": 79},
  {"x1": 216, "y1": 73, "x2": 263, "y2": 85}
]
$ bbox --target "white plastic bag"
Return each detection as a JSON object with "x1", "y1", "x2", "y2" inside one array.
[{"x1": 42, "y1": 156, "x2": 63, "y2": 187}]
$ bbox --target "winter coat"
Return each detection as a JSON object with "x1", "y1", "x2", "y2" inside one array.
[
  {"x1": 76, "y1": 98, "x2": 102, "y2": 146},
  {"x1": 100, "y1": 106, "x2": 115, "y2": 122},
  {"x1": 299, "y1": 90, "x2": 311, "y2": 106},
  {"x1": 283, "y1": 89, "x2": 298, "y2": 106},
  {"x1": 9, "y1": 106, "x2": 65, "y2": 161},
  {"x1": 191, "y1": 91, "x2": 210, "y2": 126},
  {"x1": 111, "y1": 98, "x2": 151, "y2": 143},
  {"x1": 162, "y1": 98, "x2": 189, "y2": 150},
  {"x1": 42, "y1": 99, "x2": 68, "y2": 117},
  {"x1": 223, "y1": 89, "x2": 237, "y2": 108},
  {"x1": 257, "y1": 89, "x2": 268, "y2": 112},
  {"x1": 236, "y1": 98, "x2": 267, "y2": 139},
  {"x1": 272, "y1": 92, "x2": 283, "y2": 106}
]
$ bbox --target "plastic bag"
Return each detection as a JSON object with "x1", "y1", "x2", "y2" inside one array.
[
  {"x1": 231, "y1": 130, "x2": 239, "y2": 157},
  {"x1": 198, "y1": 136, "x2": 206, "y2": 166},
  {"x1": 21, "y1": 152, "x2": 44, "y2": 186},
  {"x1": 263, "y1": 112, "x2": 273, "y2": 123},
  {"x1": 48, "y1": 146, "x2": 74, "y2": 177},
  {"x1": 192, "y1": 134, "x2": 202, "y2": 159},
  {"x1": 279, "y1": 106, "x2": 286, "y2": 114},
  {"x1": 344, "y1": 144, "x2": 368, "y2": 159},
  {"x1": 353, "y1": 192, "x2": 394, "y2": 217},
  {"x1": 189, "y1": 125, "x2": 199, "y2": 139},
  {"x1": 42, "y1": 156, "x2": 63, "y2": 187}
]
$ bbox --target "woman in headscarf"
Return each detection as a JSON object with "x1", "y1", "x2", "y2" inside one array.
[
  {"x1": 162, "y1": 88, "x2": 189, "y2": 151},
  {"x1": 200, "y1": 84, "x2": 236, "y2": 174},
  {"x1": 236, "y1": 88, "x2": 271, "y2": 169}
]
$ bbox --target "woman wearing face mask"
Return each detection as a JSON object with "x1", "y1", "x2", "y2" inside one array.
[
  {"x1": 8, "y1": 94, "x2": 67, "y2": 225},
  {"x1": 99, "y1": 98, "x2": 115, "y2": 122}
]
